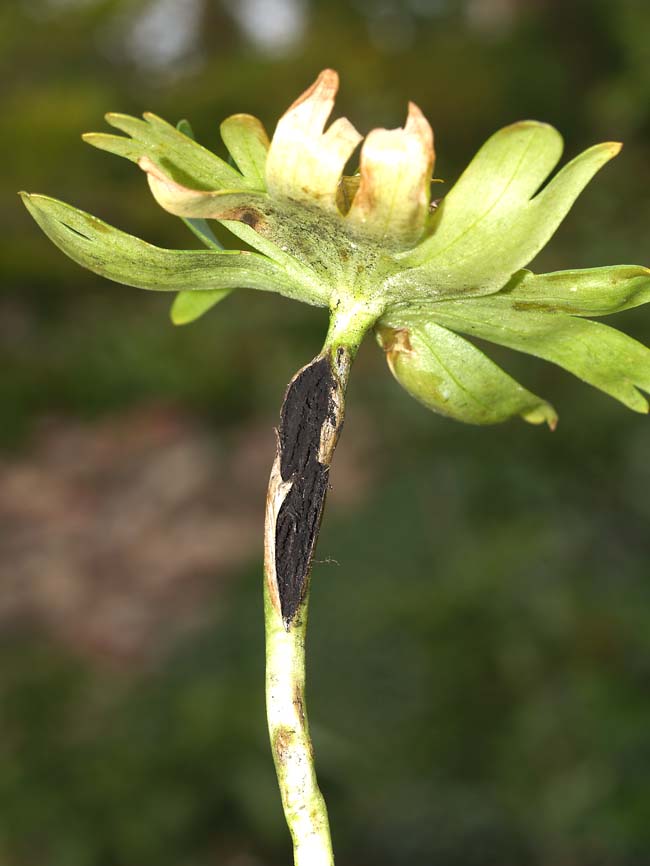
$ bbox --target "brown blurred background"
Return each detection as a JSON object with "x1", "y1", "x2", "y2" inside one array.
[{"x1": 2, "y1": 1, "x2": 650, "y2": 864}]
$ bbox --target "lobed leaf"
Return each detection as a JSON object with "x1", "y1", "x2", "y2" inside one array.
[
  {"x1": 377, "y1": 321, "x2": 557, "y2": 427},
  {"x1": 136, "y1": 159, "x2": 336, "y2": 304},
  {"x1": 501, "y1": 265, "x2": 650, "y2": 316},
  {"x1": 385, "y1": 295, "x2": 650, "y2": 412},
  {"x1": 83, "y1": 112, "x2": 251, "y2": 192},
  {"x1": 173, "y1": 119, "x2": 227, "y2": 323},
  {"x1": 220, "y1": 114, "x2": 270, "y2": 189},
  {"x1": 20, "y1": 193, "x2": 314, "y2": 302},
  {"x1": 390, "y1": 123, "x2": 621, "y2": 301}
]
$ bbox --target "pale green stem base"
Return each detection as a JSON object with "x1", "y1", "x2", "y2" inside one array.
[{"x1": 265, "y1": 583, "x2": 334, "y2": 866}]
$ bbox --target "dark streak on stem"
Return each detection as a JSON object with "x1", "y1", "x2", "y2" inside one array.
[{"x1": 275, "y1": 354, "x2": 342, "y2": 626}]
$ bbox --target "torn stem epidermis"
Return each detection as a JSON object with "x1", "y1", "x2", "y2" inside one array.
[{"x1": 264, "y1": 295, "x2": 377, "y2": 866}]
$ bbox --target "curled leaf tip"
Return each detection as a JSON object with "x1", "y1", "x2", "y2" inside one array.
[{"x1": 522, "y1": 403, "x2": 559, "y2": 430}]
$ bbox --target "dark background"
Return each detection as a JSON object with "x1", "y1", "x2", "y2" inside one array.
[{"x1": 2, "y1": 1, "x2": 650, "y2": 864}]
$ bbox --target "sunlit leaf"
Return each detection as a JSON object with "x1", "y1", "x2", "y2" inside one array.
[
  {"x1": 389, "y1": 123, "x2": 621, "y2": 301},
  {"x1": 136, "y1": 159, "x2": 338, "y2": 303},
  {"x1": 220, "y1": 114, "x2": 270, "y2": 190},
  {"x1": 83, "y1": 112, "x2": 252, "y2": 191},
  {"x1": 385, "y1": 294, "x2": 650, "y2": 412},
  {"x1": 20, "y1": 193, "x2": 318, "y2": 303},
  {"x1": 501, "y1": 265, "x2": 650, "y2": 315},
  {"x1": 377, "y1": 321, "x2": 557, "y2": 427}
]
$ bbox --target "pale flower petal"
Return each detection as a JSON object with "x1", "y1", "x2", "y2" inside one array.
[
  {"x1": 265, "y1": 69, "x2": 363, "y2": 212},
  {"x1": 347, "y1": 102, "x2": 434, "y2": 246}
]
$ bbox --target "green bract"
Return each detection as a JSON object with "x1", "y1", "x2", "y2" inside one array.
[{"x1": 21, "y1": 69, "x2": 650, "y2": 427}]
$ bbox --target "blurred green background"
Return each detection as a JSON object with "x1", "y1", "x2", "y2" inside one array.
[{"x1": 2, "y1": 1, "x2": 650, "y2": 864}]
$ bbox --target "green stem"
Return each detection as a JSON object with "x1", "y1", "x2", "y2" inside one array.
[
  {"x1": 264, "y1": 584, "x2": 333, "y2": 866},
  {"x1": 264, "y1": 302, "x2": 377, "y2": 865}
]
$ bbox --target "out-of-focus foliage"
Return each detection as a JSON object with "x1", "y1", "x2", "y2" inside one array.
[{"x1": 2, "y1": 1, "x2": 650, "y2": 865}]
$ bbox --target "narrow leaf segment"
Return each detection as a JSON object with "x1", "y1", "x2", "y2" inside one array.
[
  {"x1": 377, "y1": 321, "x2": 557, "y2": 427},
  {"x1": 20, "y1": 193, "x2": 310, "y2": 301},
  {"x1": 391, "y1": 123, "x2": 621, "y2": 300}
]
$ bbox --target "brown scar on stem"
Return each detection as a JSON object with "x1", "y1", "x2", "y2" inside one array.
[
  {"x1": 293, "y1": 692, "x2": 314, "y2": 759},
  {"x1": 265, "y1": 351, "x2": 347, "y2": 628},
  {"x1": 293, "y1": 686, "x2": 306, "y2": 728},
  {"x1": 273, "y1": 725, "x2": 295, "y2": 764}
]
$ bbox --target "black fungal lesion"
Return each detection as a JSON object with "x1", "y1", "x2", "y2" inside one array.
[{"x1": 275, "y1": 355, "x2": 341, "y2": 626}]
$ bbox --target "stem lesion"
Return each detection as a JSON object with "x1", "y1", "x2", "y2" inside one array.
[
  {"x1": 263, "y1": 301, "x2": 379, "y2": 865},
  {"x1": 264, "y1": 348, "x2": 352, "y2": 866}
]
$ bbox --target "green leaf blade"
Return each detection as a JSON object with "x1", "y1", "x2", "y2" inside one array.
[
  {"x1": 171, "y1": 289, "x2": 231, "y2": 325},
  {"x1": 174, "y1": 119, "x2": 225, "y2": 253},
  {"x1": 182, "y1": 217, "x2": 224, "y2": 250},
  {"x1": 395, "y1": 295, "x2": 650, "y2": 413},
  {"x1": 390, "y1": 124, "x2": 621, "y2": 302},
  {"x1": 501, "y1": 266, "x2": 650, "y2": 316},
  {"x1": 377, "y1": 320, "x2": 557, "y2": 427},
  {"x1": 20, "y1": 193, "x2": 318, "y2": 303},
  {"x1": 83, "y1": 112, "x2": 251, "y2": 192},
  {"x1": 220, "y1": 114, "x2": 270, "y2": 190}
]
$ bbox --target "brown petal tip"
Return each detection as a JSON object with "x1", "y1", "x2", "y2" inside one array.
[{"x1": 286, "y1": 68, "x2": 340, "y2": 114}]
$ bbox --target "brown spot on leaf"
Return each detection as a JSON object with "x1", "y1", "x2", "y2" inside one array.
[
  {"x1": 216, "y1": 205, "x2": 266, "y2": 232},
  {"x1": 512, "y1": 300, "x2": 581, "y2": 314},
  {"x1": 238, "y1": 208, "x2": 261, "y2": 229}
]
